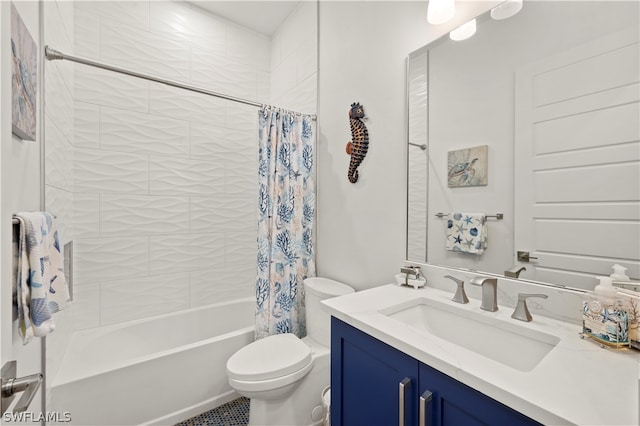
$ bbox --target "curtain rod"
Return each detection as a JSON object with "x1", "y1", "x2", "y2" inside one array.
[{"x1": 44, "y1": 46, "x2": 316, "y2": 120}]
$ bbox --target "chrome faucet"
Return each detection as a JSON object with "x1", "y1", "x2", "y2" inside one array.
[
  {"x1": 443, "y1": 275, "x2": 469, "y2": 304},
  {"x1": 469, "y1": 277, "x2": 498, "y2": 312},
  {"x1": 504, "y1": 265, "x2": 526, "y2": 278},
  {"x1": 511, "y1": 293, "x2": 548, "y2": 322}
]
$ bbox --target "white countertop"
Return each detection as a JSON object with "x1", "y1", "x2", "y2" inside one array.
[{"x1": 323, "y1": 283, "x2": 639, "y2": 426}]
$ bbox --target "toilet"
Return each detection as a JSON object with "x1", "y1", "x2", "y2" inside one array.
[{"x1": 226, "y1": 277, "x2": 354, "y2": 426}]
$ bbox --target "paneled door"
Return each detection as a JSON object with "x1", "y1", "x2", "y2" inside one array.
[{"x1": 514, "y1": 26, "x2": 640, "y2": 288}]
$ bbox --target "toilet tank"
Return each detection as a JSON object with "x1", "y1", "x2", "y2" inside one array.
[{"x1": 304, "y1": 277, "x2": 355, "y2": 347}]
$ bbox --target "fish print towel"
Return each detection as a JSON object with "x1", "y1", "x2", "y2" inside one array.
[
  {"x1": 446, "y1": 213, "x2": 488, "y2": 255},
  {"x1": 13, "y1": 212, "x2": 69, "y2": 344}
]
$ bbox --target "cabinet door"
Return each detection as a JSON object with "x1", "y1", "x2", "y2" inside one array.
[
  {"x1": 419, "y1": 363, "x2": 541, "y2": 426},
  {"x1": 331, "y1": 318, "x2": 419, "y2": 426}
]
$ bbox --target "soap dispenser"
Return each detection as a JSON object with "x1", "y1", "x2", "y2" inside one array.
[
  {"x1": 610, "y1": 264, "x2": 630, "y2": 282},
  {"x1": 594, "y1": 276, "x2": 618, "y2": 305},
  {"x1": 582, "y1": 276, "x2": 629, "y2": 348}
]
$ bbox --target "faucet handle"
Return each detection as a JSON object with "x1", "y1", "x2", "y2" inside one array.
[
  {"x1": 511, "y1": 293, "x2": 548, "y2": 322},
  {"x1": 443, "y1": 275, "x2": 469, "y2": 304}
]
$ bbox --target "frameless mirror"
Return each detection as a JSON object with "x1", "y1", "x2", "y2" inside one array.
[{"x1": 407, "y1": 1, "x2": 639, "y2": 292}]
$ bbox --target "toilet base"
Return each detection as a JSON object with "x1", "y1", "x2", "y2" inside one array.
[{"x1": 248, "y1": 339, "x2": 329, "y2": 426}]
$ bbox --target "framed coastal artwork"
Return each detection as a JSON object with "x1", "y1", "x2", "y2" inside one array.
[
  {"x1": 11, "y1": 3, "x2": 38, "y2": 141},
  {"x1": 447, "y1": 145, "x2": 488, "y2": 187}
]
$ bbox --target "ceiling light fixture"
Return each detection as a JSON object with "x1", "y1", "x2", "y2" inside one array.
[
  {"x1": 449, "y1": 18, "x2": 476, "y2": 41},
  {"x1": 427, "y1": 0, "x2": 456, "y2": 25},
  {"x1": 490, "y1": 0, "x2": 523, "y2": 20}
]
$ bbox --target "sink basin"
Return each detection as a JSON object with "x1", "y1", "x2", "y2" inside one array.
[{"x1": 381, "y1": 298, "x2": 560, "y2": 372}]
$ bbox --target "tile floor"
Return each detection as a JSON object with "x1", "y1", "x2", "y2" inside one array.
[{"x1": 175, "y1": 397, "x2": 249, "y2": 426}]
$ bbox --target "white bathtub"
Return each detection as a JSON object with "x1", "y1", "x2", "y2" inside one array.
[{"x1": 50, "y1": 298, "x2": 255, "y2": 425}]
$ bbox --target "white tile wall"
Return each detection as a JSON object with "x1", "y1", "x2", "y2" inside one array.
[
  {"x1": 75, "y1": 64, "x2": 150, "y2": 113},
  {"x1": 100, "y1": 273, "x2": 190, "y2": 325},
  {"x1": 99, "y1": 107, "x2": 190, "y2": 158},
  {"x1": 68, "y1": 0, "x2": 318, "y2": 331},
  {"x1": 270, "y1": 1, "x2": 318, "y2": 114}
]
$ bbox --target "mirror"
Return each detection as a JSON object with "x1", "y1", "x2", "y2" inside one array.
[{"x1": 407, "y1": 1, "x2": 639, "y2": 292}]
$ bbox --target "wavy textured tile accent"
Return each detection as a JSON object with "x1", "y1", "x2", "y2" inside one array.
[
  {"x1": 73, "y1": 237, "x2": 148, "y2": 285},
  {"x1": 190, "y1": 123, "x2": 255, "y2": 161},
  {"x1": 191, "y1": 197, "x2": 255, "y2": 233},
  {"x1": 100, "y1": 273, "x2": 190, "y2": 326},
  {"x1": 225, "y1": 232, "x2": 257, "y2": 270},
  {"x1": 150, "y1": 1, "x2": 226, "y2": 47},
  {"x1": 74, "y1": 149, "x2": 149, "y2": 194},
  {"x1": 408, "y1": 146, "x2": 427, "y2": 203},
  {"x1": 407, "y1": 201, "x2": 427, "y2": 262},
  {"x1": 190, "y1": 267, "x2": 254, "y2": 308},
  {"x1": 296, "y1": 37, "x2": 318, "y2": 85},
  {"x1": 101, "y1": 20, "x2": 189, "y2": 82},
  {"x1": 149, "y1": 157, "x2": 225, "y2": 196},
  {"x1": 100, "y1": 194, "x2": 189, "y2": 237},
  {"x1": 77, "y1": 1, "x2": 150, "y2": 32},
  {"x1": 71, "y1": 284, "x2": 100, "y2": 331},
  {"x1": 100, "y1": 107, "x2": 189, "y2": 158},
  {"x1": 75, "y1": 64, "x2": 149, "y2": 113},
  {"x1": 74, "y1": 194, "x2": 100, "y2": 239},
  {"x1": 73, "y1": 4, "x2": 99, "y2": 60},
  {"x1": 45, "y1": 117, "x2": 74, "y2": 191},
  {"x1": 257, "y1": 71, "x2": 271, "y2": 104},
  {"x1": 44, "y1": 1, "x2": 73, "y2": 57},
  {"x1": 149, "y1": 82, "x2": 226, "y2": 126},
  {"x1": 190, "y1": 50, "x2": 257, "y2": 100},
  {"x1": 277, "y1": 73, "x2": 317, "y2": 115},
  {"x1": 226, "y1": 24, "x2": 270, "y2": 71},
  {"x1": 74, "y1": 102, "x2": 99, "y2": 149},
  {"x1": 226, "y1": 102, "x2": 260, "y2": 130},
  {"x1": 45, "y1": 62, "x2": 73, "y2": 142},
  {"x1": 149, "y1": 234, "x2": 226, "y2": 276},
  {"x1": 45, "y1": 185, "x2": 74, "y2": 245},
  {"x1": 226, "y1": 165, "x2": 257, "y2": 199},
  {"x1": 271, "y1": 55, "x2": 297, "y2": 98}
]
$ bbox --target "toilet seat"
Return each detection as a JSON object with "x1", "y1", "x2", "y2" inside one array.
[
  {"x1": 227, "y1": 333, "x2": 313, "y2": 383},
  {"x1": 228, "y1": 361, "x2": 314, "y2": 393}
]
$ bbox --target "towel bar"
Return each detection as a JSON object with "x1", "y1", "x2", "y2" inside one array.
[{"x1": 435, "y1": 212, "x2": 504, "y2": 220}]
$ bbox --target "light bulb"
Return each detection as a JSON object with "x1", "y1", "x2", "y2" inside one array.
[
  {"x1": 490, "y1": 0, "x2": 523, "y2": 20},
  {"x1": 449, "y1": 19, "x2": 476, "y2": 41},
  {"x1": 427, "y1": 0, "x2": 456, "y2": 25}
]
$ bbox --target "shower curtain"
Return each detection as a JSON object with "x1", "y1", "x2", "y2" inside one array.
[{"x1": 255, "y1": 107, "x2": 315, "y2": 339}]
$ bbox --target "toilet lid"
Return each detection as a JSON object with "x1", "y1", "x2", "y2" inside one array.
[
  {"x1": 305, "y1": 277, "x2": 355, "y2": 298},
  {"x1": 227, "y1": 334, "x2": 312, "y2": 381}
]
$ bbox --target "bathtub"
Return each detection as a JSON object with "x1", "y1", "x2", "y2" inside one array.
[{"x1": 50, "y1": 298, "x2": 255, "y2": 425}]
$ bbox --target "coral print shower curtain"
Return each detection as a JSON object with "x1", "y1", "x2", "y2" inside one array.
[{"x1": 255, "y1": 107, "x2": 316, "y2": 339}]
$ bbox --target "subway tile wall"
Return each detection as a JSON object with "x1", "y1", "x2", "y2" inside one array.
[{"x1": 69, "y1": 0, "x2": 313, "y2": 331}]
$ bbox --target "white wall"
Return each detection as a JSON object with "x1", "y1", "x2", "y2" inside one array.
[
  {"x1": 316, "y1": 1, "x2": 429, "y2": 290},
  {"x1": 69, "y1": 1, "x2": 271, "y2": 331}
]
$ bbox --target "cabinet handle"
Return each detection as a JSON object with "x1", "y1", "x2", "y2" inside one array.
[
  {"x1": 399, "y1": 377, "x2": 411, "y2": 426},
  {"x1": 419, "y1": 389, "x2": 433, "y2": 426}
]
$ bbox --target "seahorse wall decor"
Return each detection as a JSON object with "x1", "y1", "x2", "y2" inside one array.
[{"x1": 345, "y1": 102, "x2": 369, "y2": 183}]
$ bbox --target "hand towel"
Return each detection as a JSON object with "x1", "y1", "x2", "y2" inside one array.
[
  {"x1": 446, "y1": 213, "x2": 487, "y2": 255},
  {"x1": 13, "y1": 212, "x2": 69, "y2": 344}
]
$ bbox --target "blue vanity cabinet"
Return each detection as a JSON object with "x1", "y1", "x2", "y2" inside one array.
[
  {"x1": 331, "y1": 317, "x2": 541, "y2": 426},
  {"x1": 331, "y1": 317, "x2": 419, "y2": 426},
  {"x1": 419, "y1": 363, "x2": 541, "y2": 426}
]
